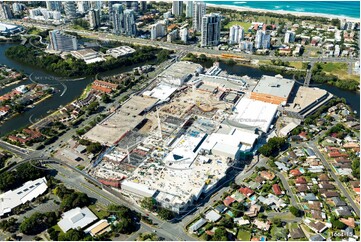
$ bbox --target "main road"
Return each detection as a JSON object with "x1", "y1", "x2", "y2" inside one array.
[
  {"x1": 4, "y1": 20, "x2": 359, "y2": 64},
  {"x1": 2, "y1": 156, "x2": 196, "y2": 241}
]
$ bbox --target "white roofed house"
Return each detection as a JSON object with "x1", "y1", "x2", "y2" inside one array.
[
  {"x1": 58, "y1": 207, "x2": 98, "y2": 233},
  {"x1": 189, "y1": 218, "x2": 207, "y2": 233}
]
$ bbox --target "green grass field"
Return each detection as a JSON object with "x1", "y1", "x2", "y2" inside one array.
[
  {"x1": 89, "y1": 204, "x2": 110, "y2": 219},
  {"x1": 28, "y1": 28, "x2": 41, "y2": 35},
  {"x1": 224, "y1": 21, "x2": 252, "y2": 30},
  {"x1": 237, "y1": 230, "x2": 251, "y2": 241},
  {"x1": 289, "y1": 61, "x2": 305, "y2": 70},
  {"x1": 320, "y1": 62, "x2": 360, "y2": 82}
]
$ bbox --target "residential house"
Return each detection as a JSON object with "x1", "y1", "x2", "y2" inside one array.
[
  {"x1": 308, "y1": 201, "x2": 322, "y2": 210},
  {"x1": 244, "y1": 204, "x2": 260, "y2": 217},
  {"x1": 304, "y1": 220, "x2": 329, "y2": 233},
  {"x1": 223, "y1": 196, "x2": 235, "y2": 206},
  {"x1": 253, "y1": 219, "x2": 271, "y2": 231},
  {"x1": 295, "y1": 177, "x2": 307, "y2": 184},
  {"x1": 311, "y1": 210, "x2": 326, "y2": 220},
  {"x1": 231, "y1": 191, "x2": 246, "y2": 202},
  {"x1": 239, "y1": 187, "x2": 254, "y2": 197},
  {"x1": 331, "y1": 197, "x2": 346, "y2": 207},
  {"x1": 289, "y1": 227, "x2": 306, "y2": 240},
  {"x1": 350, "y1": 180, "x2": 360, "y2": 189},
  {"x1": 321, "y1": 191, "x2": 339, "y2": 198},
  {"x1": 214, "y1": 204, "x2": 227, "y2": 214},
  {"x1": 318, "y1": 174, "x2": 329, "y2": 182},
  {"x1": 290, "y1": 169, "x2": 302, "y2": 177},
  {"x1": 272, "y1": 184, "x2": 283, "y2": 196},
  {"x1": 335, "y1": 206, "x2": 353, "y2": 217},
  {"x1": 318, "y1": 182, "x2": 335, "y2": 190},
  {"x1": 309, "y1": 234, "x2": 326, "y2": 241},
  {"x1": 260, "y1": 170, "x2": 275, "y2": 180},
  {"x1": 302, "y1": 193, "x2": 318, "y2": 201},
  {"x1": 189, "y1": 218, "x2": 207, "y2": 233},
  {"x1": 234, "y1": 217, "x2": 250, "y2": 226},
  {"x1": 296, "y1": 184, "x2": 308, "y2": 192},
  {"x1": 205, "y1": 210, "x2": 221, "y2": 222},
  {"x1": 340, "y1": 217, "x2": 355, "y2": 228}
]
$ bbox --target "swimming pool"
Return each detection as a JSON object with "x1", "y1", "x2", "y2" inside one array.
[
  {"x1": 249, "y1": 195, "x2": 257, "y2": 201},
  {"x1": 299, "y1": 167, "x2": 305, "y2": 173}
]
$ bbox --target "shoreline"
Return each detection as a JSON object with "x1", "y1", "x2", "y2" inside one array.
[{"x1": 207, "y1": 3, "x2": 360, "y2": 22}]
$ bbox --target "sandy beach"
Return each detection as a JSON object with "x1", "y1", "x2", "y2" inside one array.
[{"x1": 207, "y1": 3, "x2": 360, "y2": 23}]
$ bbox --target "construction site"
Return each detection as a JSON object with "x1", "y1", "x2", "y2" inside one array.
[{"x1": 83, "y1": 61, "x2": 332, "y2": 213}]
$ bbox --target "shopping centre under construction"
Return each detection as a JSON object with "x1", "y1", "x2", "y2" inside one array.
[{"x1": 83, "y1": 61, "x2": 332, "y2": 213}]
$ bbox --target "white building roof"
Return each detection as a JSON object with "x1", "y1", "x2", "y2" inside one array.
[
  {"x1": 279, "y1": 122, "x2": 299, "y2": 137},
  {"x1": 164, "y1": 132, "x2": 206, "y2": 167},
  {"x1": 205, "y1": 210, "x2": 221, "y2": 222},
  {"x1": 212, "y1": 142, "x2": 239, "y2": 157},
  {"x1": 189, "y1": 218, "x2": 207, "y2": 232},
  {"x1": 232, "y1": 97, "x2": 278, "y2": 133},
  {"x1": 0, "y1": 177, "x2": 48, "y2": 217},
  {"x1": 253, "y1": 75, "x2": 295, "y2": 99},
  {"x1": 58, "y1": 207, "x2": 98, "y2": 233},
  {"x1": 143, "y1": 83, "x2": 177, "y2": 101},
  {"x1": 0, "y1": 22, "x2": 20, "y2": 32},
  {"x1": 121, "y1": 180, "x2": 156, "y2": 198},
  {"x1": 231, "y1": 128, "x2": 259, "y2": 146}
]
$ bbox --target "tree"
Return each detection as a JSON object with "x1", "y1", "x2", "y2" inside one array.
[
  {"x1": 158, "y1": 208, "x2": 174, "y2": 220},
  {"x1": 0, "y1": 218, "x2": 18, "y2": 233},
  {"x1": 19, "y1": 212, "x2": 57, "y2": 235},
  {"x1": 86, "y1": 101, "x2": 99, "y2": 114},
  {"x1": 330, "y1": 215, "x2": 346, "y2": 229},
  {"x1": 339, "y1": 175, "x2": 350, "y2": 183},
  {"x1": 289, "y1": 206, "x2": 302, "y2": 217},
  {"x1": 141, "y1": 197, "x2": 157, "y2": 211},
  {"x1": 14, "y1": 103, "x2": 25, "y2": 113},
  {"x1": 258, "y1": 137, "x2": 287, "y2": 157},
  {"x1": 101, "y1": 93, "x2": 112, "y2": 103},
  {"x1": 352, "y1": 159, "x2": 360, "y2": 178},
  {"x1": 58, "y1": 229, "x2": 87, "y2": 241},
  {"x1": 156, "y1": 49, "x2": 170, "y2": 63},
  {"x1": 60, "y1": 192, "x2": 91, "y2": 212},
  {"x1": 219, "y1": 217, "x2": 234, "y2": 229},
  {"x1": 272, "y1": 218, "x2": 282, "y2": 227},
  {"x1": 138, "y1": 232, "x2": 158, "y2": 241},
  {"x1": 212, "y1": 228, "x2": 228, "y2": 241},
  {"x1": 86, "y1": 142, "x2": 102, "y2": 154},
  {"x1": 0, "y1": 162, "x2": 46, "y2": 192},
  {"x1": 108, "y1": 205, "x2": 139, "y2": 234}
]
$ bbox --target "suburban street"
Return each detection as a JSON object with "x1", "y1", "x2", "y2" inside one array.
[{"x1": 307, "y1": 141, "x2": 361, "y2": 215}]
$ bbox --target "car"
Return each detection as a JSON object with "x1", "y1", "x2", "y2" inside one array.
[{"x1": 153, "y1": 230, "x2": 156, "y2": 233}]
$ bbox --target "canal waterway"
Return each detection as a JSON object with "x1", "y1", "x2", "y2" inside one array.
[
  {"x1": 0, "y1": 43, "x2": 359, "y2": 136},
  {"x1": 0, "y1": 43, "x2": 152, "y2": 136}
]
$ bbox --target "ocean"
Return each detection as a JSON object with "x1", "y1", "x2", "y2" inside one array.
[{"x1": 207, "y1": 1, "x2": 360, "y2": 19}]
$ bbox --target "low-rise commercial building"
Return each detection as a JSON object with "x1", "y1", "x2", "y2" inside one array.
[
  {"x1": 106, "y1": 46, "x2": 135, "y2": 58},
  {"x1": 250, "y1": 75, "x2": 295, "y2": 105},
  {"x1": 58, "y1": 207, "x2": 98, "y2": 233},
  {"x1": 231, "y1": 97, "x2": 278, "y2": 133},
  {"x1": 0, "y1": 177, "x2": 48, "y2": 217},
  {"x1": 71, "y1": 49, "x2": 105, "y2": 64}
]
